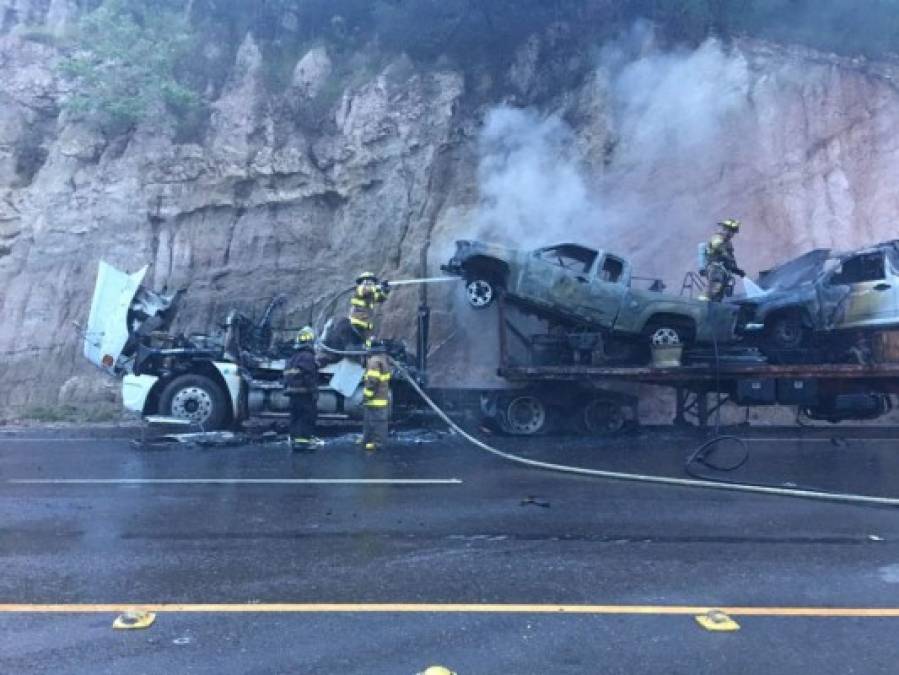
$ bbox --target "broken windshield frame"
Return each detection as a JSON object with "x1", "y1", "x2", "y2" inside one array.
[{"x1": 533, "y1": 244, "x2": 599, "y2": 275}]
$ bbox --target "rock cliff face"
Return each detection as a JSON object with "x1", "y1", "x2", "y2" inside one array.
[{"x1": 2, "y1": 2, "x2": 899, "y2": 414}]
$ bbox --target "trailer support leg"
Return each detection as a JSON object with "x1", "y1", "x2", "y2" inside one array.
[
  {"x1": 674, "y1": 388, "x2": 689, "y2": 427},
  {"x1": 697, "y1": 390, "x2": 709, "y2": 429}
]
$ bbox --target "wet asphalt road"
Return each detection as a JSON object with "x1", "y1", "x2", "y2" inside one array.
[{"x1": 2, "y1": 425, "x2": 899, "y2": 674}]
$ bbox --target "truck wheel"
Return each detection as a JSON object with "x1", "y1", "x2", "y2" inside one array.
[
  {"x1": 581, "y1": 398, "x2": 627, "y2": 436},
  {"x1": 500, "y1": 395, "x2": 548, "y2": 435},
  {"x1": 766, "y1": 313, "x2": 808, "y2": 350},
  {"x1": 649, "y1": 327, "x2": 682, "y2": 346},
  {"x1": 643, "y1": 318, "x2": 694, "y2": 349},
  {"x1": 158, "y1": 374, "x2": 229, "y2": 430},
  {"x1": 465, "y1": 278, "x2": 496, "y2": 309}
]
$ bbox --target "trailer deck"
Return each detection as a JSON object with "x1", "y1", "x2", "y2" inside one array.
[{"x1": 499, "y1": 361, "x2": 899, "y2": 384}]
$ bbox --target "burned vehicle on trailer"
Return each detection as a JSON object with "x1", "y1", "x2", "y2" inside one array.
[
  {"x1": 442, "y1": 240, "x2": 739, "y2": 360},
  {"x1": 737, "y1": 241, "x2": 899, "y2": 354},
  {"x1": 83, "y1": 261, "x2": 408, "y2": 431}
]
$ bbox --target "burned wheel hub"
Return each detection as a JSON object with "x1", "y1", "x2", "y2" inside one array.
[
  {"x1": 774, "y1": 319, "x2": 802, "y2": 345},
  {"x1": 171, "y1": 387, "x2": 214, "y2": 424},
  {"x1": 504, "y1": 396, "x2": 547, "y2": 435},
  {"x1": 650, "y1": 327, "x2": 682, "y2": 346},
  {"x1": 466, "y1": 279, "x2": 494, "y2": 308}
]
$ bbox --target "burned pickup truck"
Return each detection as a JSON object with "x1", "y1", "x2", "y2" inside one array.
[
  {"x1": 737, "y1": 241, "x2": 899, "y2": 354},
  {"x1": 83, "y1": 261, "x2": 401, "y2": 430},
  {"x1": 443, "y1": 240, "x2": 739, "y2": 353}
]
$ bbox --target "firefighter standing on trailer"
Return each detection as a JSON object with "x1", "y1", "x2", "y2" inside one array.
[
  {"x1": 284, "y1": 326, "x2": 320, "y2": 450},
  {"x1": 317, "y1": 272, "x2": 390, "y2": 367},
  {"x1": 701, "y1": 219, "x2": 746, "y2": 302},
  {"x1": 362, "y1": 340, "x2": 391, "y2": 452},
  {"x1": 350, "y1": 272, "x2": 390, "y2": 345}
]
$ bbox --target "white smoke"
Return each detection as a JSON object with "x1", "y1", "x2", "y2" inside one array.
[
  {"x1": 473, "y1": 107, "x2": 598, "y2": 243},
  {"x1": 471, "y1": 25, "x2": 755, "y2": 270},
  {"x1": 609, "y1": 39, "x2": 750, "y2": 164}
]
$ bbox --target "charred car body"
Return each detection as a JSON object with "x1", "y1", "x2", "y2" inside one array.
[
  {"x1": 83, "y1": 261, "x2": 407, "y2": 430},
  {"x1": 737, "y1": 241, "x2": 899, "y2": 354},
  {"x1": 443, "y1": 241, "x2": 739, "y2": 354}
]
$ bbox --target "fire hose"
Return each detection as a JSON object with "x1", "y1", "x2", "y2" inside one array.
[
  {"x1": 315, "y1": 275, "x2": 899, "y2": 506},
  {"x1": 390, "y1": 360, "x2": 899, "y2": 508}
]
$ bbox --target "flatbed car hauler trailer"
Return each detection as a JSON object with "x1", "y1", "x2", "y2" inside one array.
[{"x1": 482, "y1": 294, "x2": 899, "y2": 432}]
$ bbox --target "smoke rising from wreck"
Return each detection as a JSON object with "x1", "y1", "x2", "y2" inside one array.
[
  {"x1": 438, "y1": 24, "x2": 759, "y2": 387},
  {"x1": 472, "y1": 24, "x2": 752, "y2": 256}
]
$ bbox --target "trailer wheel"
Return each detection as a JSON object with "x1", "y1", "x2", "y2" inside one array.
[
  {"x1": 500, "y1": 395, "x2": 548, "y2": 435},
  {"x1": 158, "y1": 374, "x2": 229, "y2": 430},
  {"x1": 581, "y1": 398, "x2": 627, "y2": 436}
]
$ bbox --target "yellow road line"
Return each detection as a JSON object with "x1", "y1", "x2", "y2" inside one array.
[{"x1": 1, "y1": 603, "x2": 899, "y2": 617}]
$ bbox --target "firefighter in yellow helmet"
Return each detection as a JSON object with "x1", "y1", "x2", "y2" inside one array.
[
  {"x1": 284, "y1": 326, "x2": 320, "y2": 451},
  {"x1": 317, "y1": 272, "x2": 390, "y2": 368},
  {"x1": 361, "y1": 339, "x2": 391, "y2": 453},
  {"x1": 349, "y1": 272, "x2": 390, "y2": 345},
  {"x1": 700, "y1": 219, "x2": 745, "y2": 302}
]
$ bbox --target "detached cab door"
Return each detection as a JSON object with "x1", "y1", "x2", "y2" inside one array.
[{"x1": 823, "y1": 250, "x2": 899, "y2": 328}]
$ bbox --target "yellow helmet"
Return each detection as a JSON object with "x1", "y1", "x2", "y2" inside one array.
[
  {"x1": 296, "y1": 326, "x2": 315, "y2": 344},
  {"x1": 419, "y1": 668, "x2": 457, "y2": 675},
  {"x1": 718, "y1": 219, "x2": 741, "y2": 232},
  {"x1": 356, "y1": 271, "x2": 378, "y2": 284}
]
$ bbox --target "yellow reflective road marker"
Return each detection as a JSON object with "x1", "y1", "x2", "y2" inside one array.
[
  {"x1": 112, "y1": 611, "x2": 156, "y2": 630},
  {"x1": 695, "y1": 609, "x2": 740, "y2": 632}
]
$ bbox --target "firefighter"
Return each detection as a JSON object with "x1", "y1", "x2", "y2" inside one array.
[
  {"x1": 349, "y1": 272, "x2": 389, "y2": 345},
  {"x1": 284, "y1": 326, "x2": 320, "y2": 451},
  {"x1": 361, "y1": 340, "x2": 391, "y2": 453},
  {"x1": 701, "y1": 218, "x2": 745, "y2": 301}
]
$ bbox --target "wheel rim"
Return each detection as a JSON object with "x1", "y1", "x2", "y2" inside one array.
[
  {"x1": 505, "y1": 396, "x2": 546, "y2": 435},
  {"x1": 466, "y1": 280, "x2": 494, "y2": 308},
  {"x1": 650, "y1": 327, "x2": 681, "y2": 346},
  {"x1": 171, "y1": 386, "x2": 214, "y2": 424},
  {"x1": 583, "y1": 399, "x2": 625, "y2": 435}
]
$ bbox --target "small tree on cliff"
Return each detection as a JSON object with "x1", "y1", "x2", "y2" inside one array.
[{"x1": 59, "y1": 0, "x2": 199, "y2": 134}]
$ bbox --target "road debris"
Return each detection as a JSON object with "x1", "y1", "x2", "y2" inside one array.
[{"x1": 520, "y1": 496, "x2": 551, "y2": 508}]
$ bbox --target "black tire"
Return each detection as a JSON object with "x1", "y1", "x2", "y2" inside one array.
[
  {"x1": 765, "y1": 312, "x2": 808, "y2": 350},
  {"x1": 581, "y1": 398, "x2": 627, "y2": 436},
  {"x1": 499, "y1": 395, "x2": 549, "y2": 435},
  {"x1": 158, "y1": 373, "x2": 230, "y2": 430}
]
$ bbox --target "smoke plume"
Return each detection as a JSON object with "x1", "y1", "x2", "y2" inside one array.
[{"x1": 471, "y1": 24, "x2": 756, "y2": 275}]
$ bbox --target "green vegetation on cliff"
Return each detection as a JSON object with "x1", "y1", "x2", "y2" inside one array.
[
  {"x1": 59, "y1": 0, "x2": 899, "y2": 132},
  {"x1": 60, "y1": 0, "x2": 198, "y2": 132}
]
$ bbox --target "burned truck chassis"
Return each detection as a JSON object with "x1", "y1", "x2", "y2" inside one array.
[{"x1": 134, "y1": 292, "x2": 899, "y2": 434}]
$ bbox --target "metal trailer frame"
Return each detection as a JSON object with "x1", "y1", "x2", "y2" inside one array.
[{"x1": 485, "y1": 293, "x2": 899, "y2": 428}]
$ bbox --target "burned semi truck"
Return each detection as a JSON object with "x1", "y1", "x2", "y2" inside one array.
[{"x1": 83, "y1": 261, "x2": 411, "y2": 430}]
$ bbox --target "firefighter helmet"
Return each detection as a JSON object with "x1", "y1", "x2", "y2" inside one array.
[
  {"x1": 295, "y1": 326, "x2": 315, "y2": 344},
  {"x1": 718, "y1": 219, "x2": 741, "y2": 232},
  {"x1": 356, "y1": 271, "x2": 378, "y2": 284}
]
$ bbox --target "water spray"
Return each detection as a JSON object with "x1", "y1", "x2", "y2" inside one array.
[{"x1": 385, "y1": 277, "x2": 459, "y2": 287}]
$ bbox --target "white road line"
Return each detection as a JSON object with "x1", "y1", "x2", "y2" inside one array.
[
  {"x1": 5, "y1": 478, "x2": 462, "y2": 486},
  {"x1": 0, "y1": 438, "x2": 131, "y2": 442},
  {"x1": 743, "y1": 437, "x2": 899, "y2": 443}
]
